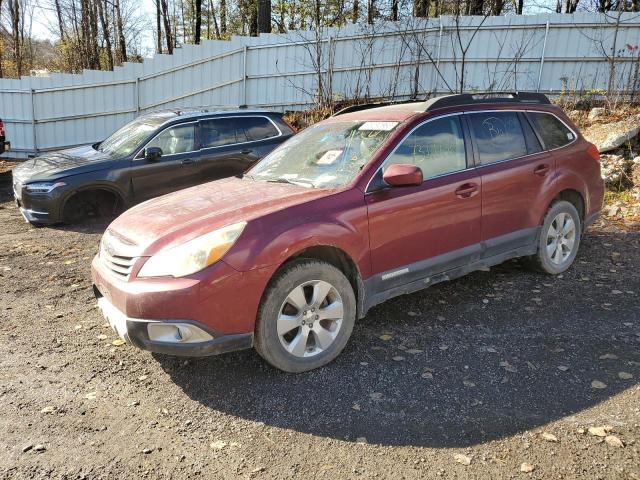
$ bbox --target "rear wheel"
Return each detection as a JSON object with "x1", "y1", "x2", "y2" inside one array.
[
  {"x1": 254, "y1": 259, "x2": 356, "y2": 373},
  {"x1": 528, "y1": 200, "x2": 581, "y2": 274}
]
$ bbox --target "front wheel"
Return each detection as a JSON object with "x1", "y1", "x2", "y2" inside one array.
[
  {"x1": 528, "y1": 200, "x2": 581, "y2": 274},
  {"x1": 254, "y1": 259, "x2": 356, "y2": 373}
]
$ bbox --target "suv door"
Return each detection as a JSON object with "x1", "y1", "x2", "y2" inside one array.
[
  {"x1": 129, "y1": 122, "x2": 199, "y2": 202},
  {"x1": 197, "y1": 116, "x2": 281, "y2": 181},
  {"x1": 366, "y1": 114, "x2": 482, "y2": 292},
  {"x1": 466, "y1": 111, "x2": 553, "y2": 257}
]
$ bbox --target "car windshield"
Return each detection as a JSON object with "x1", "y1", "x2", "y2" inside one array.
[
  {"x1": 98, "y1": 115, "x2": 171, "y2": 157},
  {"x1": 248, "y1": 120, "x2": 399, "y2": 188}
]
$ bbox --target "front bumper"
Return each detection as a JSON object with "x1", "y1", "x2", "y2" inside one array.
[
  {"x1": 95, "y1": 289, "x2": 253, "y2": 356},
  {"x1": 13, "y1": 181, "x2": 61, "y2": 224}
]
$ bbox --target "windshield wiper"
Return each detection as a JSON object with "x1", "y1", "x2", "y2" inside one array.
[{"x1": 266, "y1": 177, "x2": 314, "y2": 188}]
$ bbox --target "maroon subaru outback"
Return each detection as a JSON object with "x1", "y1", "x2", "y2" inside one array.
[{"x1": 92, "y1": 93, "x2": 604, "y2": 372}]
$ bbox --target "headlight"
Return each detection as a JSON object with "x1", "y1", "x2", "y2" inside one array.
[
  {"x1": 25, "y1": 181, "x2": 66, "y2": 193},
  {"x1": 137, "y1": 222, "x2": 247, "y2": 278}
]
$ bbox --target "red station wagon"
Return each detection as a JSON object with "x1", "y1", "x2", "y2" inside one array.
[{"x1": 92, "y1": 93, "x2": 604, "y2": 372}]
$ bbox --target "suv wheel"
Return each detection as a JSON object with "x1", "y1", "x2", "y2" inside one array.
[
  {"x1": 529, "y1": 200, "x2": 581, "y2": 274},
  {"x1": 254, "y1": 259, "x2": 356, "y2": 372}
]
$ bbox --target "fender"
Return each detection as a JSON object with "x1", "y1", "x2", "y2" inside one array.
[{"x1": 537, "y1": 169, "x2": 588, "y2": 225}]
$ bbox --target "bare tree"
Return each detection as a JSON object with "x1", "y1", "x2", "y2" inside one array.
[{"x1": 257, "y1": 0, "x2": 271, "y2": 33}]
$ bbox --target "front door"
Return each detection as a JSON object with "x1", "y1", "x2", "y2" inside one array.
[
  {"x1": 366, "y1": 115, "x2": 482, "y2": 293},
  {"x1": 129, "y1": 122, "x2": 199, "y2": 202}
]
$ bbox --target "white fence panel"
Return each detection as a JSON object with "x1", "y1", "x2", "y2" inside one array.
[{"x1": 0, "y1": 12, "x2": 639, "y2": 158}]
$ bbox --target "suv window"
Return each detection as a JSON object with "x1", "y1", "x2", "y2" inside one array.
[
  {"x1": 242, "y1": 117, "x2": 280, "y2": 141},
  {"x1": 519, "y1": 113, "x2": 543, "y2": 154},
  {"x1": 468, "y1": 112, "x2": 527, "y2": 164},
  {"x1": 385, "y1": 116, "x2": 467, "y2": 180},
  {"x1": 527, "y1": 112, "x2": 575, "y2": 150},
  {"x1": 146, "y1": 123, "x2": 195, "y2": 155},
  {"x1": 200, "y1": 118, "x2": 248, "y2": 148}
]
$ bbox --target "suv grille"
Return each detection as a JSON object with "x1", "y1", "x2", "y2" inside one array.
[{"x1": 99, "y1": 230, "x2": 140, "y2": 280}]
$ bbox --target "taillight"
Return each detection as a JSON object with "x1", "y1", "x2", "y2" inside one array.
[
  {"x1": 282, "y1": 117, "x2": 298, "y2": 134},
  {"x1": 0, "y1": 120, "x2": 5, "y2": 137},
  {"x1": 586, "y1": 143, "x2": 600, "y2": 162}
]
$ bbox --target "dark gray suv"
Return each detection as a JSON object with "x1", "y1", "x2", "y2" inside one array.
[{"x1": 12, "y1": 109, "x2": 295, "y2": 225}]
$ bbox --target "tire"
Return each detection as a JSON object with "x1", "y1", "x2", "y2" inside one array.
[
  {"x1": 527, "y1": 200, "x2": 581, "y2": 274},
  {"x1": 254, "y1": 259, "x2": 356, "y2": 373}
]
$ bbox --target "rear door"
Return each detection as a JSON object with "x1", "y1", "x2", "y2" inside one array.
[
  {"x1": 365, "y1": 114, "x2": 482, "y2": 292},
  {"x1": 197, "y1": 116, "x2": 283, "y2": 182},
  {"x1": 466, "y1": 110, "x2": 553, "y2": 257},
  {"x1": 129, "y1": 122, "x2": 200, "y2": 202}
]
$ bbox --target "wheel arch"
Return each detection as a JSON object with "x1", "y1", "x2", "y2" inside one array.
[{"x1": 58, "y1": 182, "x2": 127, "y2": 221}]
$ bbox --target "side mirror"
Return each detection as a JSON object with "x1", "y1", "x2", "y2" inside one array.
[
  {"x1": 383, "y1": 164, "x2": 423, "y2": 187},
  {"x1": 145, "y1": 147, "x2": 163, "y2": 161}
]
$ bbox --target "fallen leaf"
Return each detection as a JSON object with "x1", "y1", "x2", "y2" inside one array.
[
  {"x1": 351, "y1": 404, "x2": 361, "y2": 411},
  {"x1": 599, "y1": 353, "x2": 618, "y2": 360},
  {"x1": 210, "y1": 440, "x2": 228, "y2": 450},
  {"x1": 355, "y1": 437, "x2": 367, "y2": 444},
  {"x1": 588, "y1": 426, "x2": 613, "y2": 437},
  {"x1": 557, "y1": 365, "x2": 569, "y2": 372},
  {"x1": 392, "y1": 356, "x2": 405, "y2": 361},
  {"x1": 541, "y1": 432, "x2": 558, "y2": 443},
  {"x1": 439, "y1": 344, "x2": 449, "y2": 351},
  {"x1": 520, "y1": 462, "x2": 535, "y2": 473},
  {"x1": 84, "y1": 391, "x2": 97, "y2": 400},
  {"x1": 618, "y1": 372, "x2": 633, "y2": 380},
  {"x1": 463, "y1": 380, "x2": 476, "y2": 388},
  {"x1": 40, "y1": 406, "x2": 55, "y2": 414},
  {"x1": 500, "y1": 361, "x2": 517, "y2": 373},
  {"x1": 97, "y1": 334, "x2": 108, "y2": 340},
  {"x1": 421, "y1": 372, "x2": 433, "y2": 380},
  {"x1": 604, "y1": 435, "x2": 625, "y2": 448},
  {"x1": 405, "y1": 349, "x2": 423, "y2": 354},
  {"x1": 369, "y1": 392, "x2": 383, "y2": 400},
  {"x1": 591, "y1": 380, "x2": 607, "y2": 389},
  {"x1": 379, "y1": 334, "x2": 393, "y2": 341},
  {"x1": 112, "y1": 339, "x2": 126, "y2": 346},
  {"x1": 453, "y1": 453, "x2": 472, "y2": 466}
]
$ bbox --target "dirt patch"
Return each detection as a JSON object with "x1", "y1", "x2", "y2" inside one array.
[{"x1": 0, "y1": 183, "x2": 638, "y2": 479}]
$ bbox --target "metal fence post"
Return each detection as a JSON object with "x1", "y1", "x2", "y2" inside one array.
[
  {"x1": 432, "y1": 17, "x2": 444, "y2": 95},
  {"x1": 242, "y1": 45, "x2": 248, "y2": 107},
  {"x1": 30, "y1": 88, "x2": 38, "y2": 155},
  {"x1": 135, "y1": 77, "x2": 141, "y2": 114},
  {"x1": 537, "y1": 21, "x2": 550, "y2": 92}
]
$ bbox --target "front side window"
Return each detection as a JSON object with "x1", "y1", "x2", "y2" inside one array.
[
  {"x1": 249, "y1": 120, "x2": 398, "y2": 188},
  {"x1": 527, "y1": 112, "x2": 575, "y2": 150},
  {"x1": 146, "y1": 124, "x2": 195, "y2": 155},
  {"x1": 384, "y1": 116, "x2": 467, "y2": 179},
  {"x1": 468, "y1": 112, "x2": 527, "y2": 164},
  {"x1": 200, "y1": 119, "x2": 248, "y2": 148}
]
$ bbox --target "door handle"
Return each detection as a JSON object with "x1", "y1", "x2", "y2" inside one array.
[
  {"x1": 181, "y1": 158, "x2": 196, "y2": 165},
  {"x1": 534, "y1": 164, "x2": 550, "y2": 176},
  {"x1": 455, "y1": 183, "x2": 478, "y2": 198},
  {"x1": 241, "y1": 149, "x2": 253, "y2": 155}
]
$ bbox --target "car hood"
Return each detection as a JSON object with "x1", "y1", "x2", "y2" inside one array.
[
  {"x1": 12, "y1": 145, "x2": 115, "y2": 183},
  {"x1": 107, "y1": 177, "x2": 333, "y2": 255}
]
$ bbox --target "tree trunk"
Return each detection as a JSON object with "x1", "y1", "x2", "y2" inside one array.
[
  {"x1": 257, "y1": 0, "x2": 271, "y2": 33},
  {"x1": 352, "y1": 0, "x2": 359, "y2": 23},
  {"x1": 114, "y1": 0, "x2": 127, "y2": 63},
  {"x1": 517, "y1": 0, "x2": 524, "y2": 14},
  {"x1": 467, "y1": 0, "x2": 484, "y2": 15},
  {"x1": 156, "y1": 0, "x2": 162, "y2": 52},
  {"x1": 160, "y1": 0, "x2": 174, "y2": 53},
  {"x1": 195, "y1": 0, "x2": 203, "y2": 43},
  {"x1": 367, "y1": 0, "x2": 374, "y2": 24},
  {"x1": 97, "y1": 0, "x2": 114, "y2": 70},
  {"x1": 220, "y1": 0, "x2": 227, "y2": 34},
  {"x1": 414, "y1": 0, "x2": 429, "y2": 17},
  {"x1": 492, "y1": 0, "x2": 505, "y2": 14},
  {"x1": 54, "y1": 0, "x2": 66, "y2": 40},
  {"x1": 391, "y1": 0, "x2": 398, "y2": 20}
]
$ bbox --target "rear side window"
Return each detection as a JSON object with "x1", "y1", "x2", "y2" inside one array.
[
  {"x1": 242, "y1": 117, "x2": 280, "y2": 141},
  {"x1": 468, "y1": 112, "x2": 527, "y2": 164},
  {"x1": 527, "y1": 112, "x2": 575, "y2": 150},
  {"x1": 200, "y1": 118, "x2": 248, "y2": 148},
  {"x1": 385, "y1": 116, "x2": 467, "y2": 180},
  {"x1": 519, "y1": 113, "x2": 543, "y2": 154}
]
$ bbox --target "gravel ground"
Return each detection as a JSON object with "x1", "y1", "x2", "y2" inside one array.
[{"x1": 0, "y1": 179, "x2": 639, "y2": 480}]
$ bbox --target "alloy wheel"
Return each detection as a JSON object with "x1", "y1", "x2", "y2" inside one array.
[
  {"x1": 546, "y1": 212, "x2": 576, "y2": 265},
  {"x1": 277, "y1": 280, "x2": 344, "y2": 358}
]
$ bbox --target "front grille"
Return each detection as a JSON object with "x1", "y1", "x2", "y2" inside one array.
[{"x1": 100, "y1": 230, "x2": 140, "y2": 281}]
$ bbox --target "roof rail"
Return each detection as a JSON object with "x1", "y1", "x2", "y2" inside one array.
[
  {"x1": 332, "y1": 100, "x2": 418, "y2": 116},
  {"x1": 424, "y1": 92, "x2": 550, "y2": 111}
]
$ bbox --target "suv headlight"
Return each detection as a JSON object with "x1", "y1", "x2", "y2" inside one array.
[
  {"x1": 137, "y1": 222, "x2": 247, "y2": 278},
  {"x1": 25, "y1": 181, "x2": 66, "y2": 193}
]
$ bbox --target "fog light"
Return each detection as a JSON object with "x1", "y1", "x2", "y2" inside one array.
[{"x1": 147, "y1": 322, "x2": 214, "y2": 343}]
